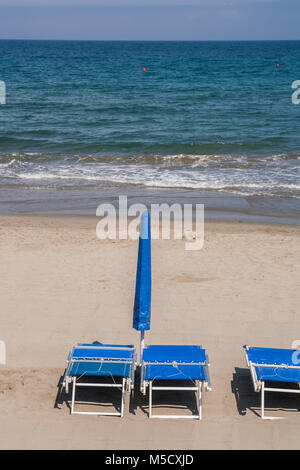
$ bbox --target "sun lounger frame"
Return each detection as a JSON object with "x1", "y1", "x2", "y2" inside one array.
[
  {"x1": 140, "y1": 347, "x2": 212, "y2": 420},
  {"x1": 63, "y1": 344, "x2": 136, "y2": 417},
  {"x1": 244, "y1": 345, "x2": 300, "y2": 420}
]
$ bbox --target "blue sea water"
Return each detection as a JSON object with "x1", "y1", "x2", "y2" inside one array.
[{"x1": 0, "y1": 40, "x2": 299, "y2": 220}]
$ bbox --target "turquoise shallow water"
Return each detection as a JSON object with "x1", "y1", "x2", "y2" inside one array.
[{"x1": 0, "y1": 40, "x2": 299, "y2": 219}]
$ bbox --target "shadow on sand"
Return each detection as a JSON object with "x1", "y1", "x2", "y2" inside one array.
[{"x1": 231, "y1": 367, "x2": 300, "y2": 418}]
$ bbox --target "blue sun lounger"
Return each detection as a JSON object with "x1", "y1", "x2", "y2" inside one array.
[
  {"x1": 244, "y1": 346, "x2": 300, "y2": 419},
  {"x1": 140, "y1": 345, "x2": 211, "y2": 419},
  {"x1": 63, "y1": 343, "x2": 136, "y2": 417}
]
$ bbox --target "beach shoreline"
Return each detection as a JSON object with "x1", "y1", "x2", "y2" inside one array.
[
  {"x1": 0, "y1": 214, "x2": 299, "y2": 449},
  {"x1": 0, "y1": 185, "x2": 299, "y2": 226}
]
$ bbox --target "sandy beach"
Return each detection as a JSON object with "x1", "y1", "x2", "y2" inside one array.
[{"x1": 0, "y1": 214, "x2": 300, "y2": 450}]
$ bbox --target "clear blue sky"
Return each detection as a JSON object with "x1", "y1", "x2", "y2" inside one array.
[{"x1": 0, "y1": 0, "x2": 299, "y2": 41}]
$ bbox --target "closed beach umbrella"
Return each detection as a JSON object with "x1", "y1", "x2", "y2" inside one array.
[{"x1": 133, "y1": 210, "x2": 151, "y2": 357}]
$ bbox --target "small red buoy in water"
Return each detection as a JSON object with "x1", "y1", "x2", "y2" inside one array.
[{"x1": 142, "y1": 67, "x2": 146, "y2": 72}]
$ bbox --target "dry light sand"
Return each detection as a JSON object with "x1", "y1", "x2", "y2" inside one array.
[{"x1": 0, "y1": 214, "x2": 299, "y2": 449}]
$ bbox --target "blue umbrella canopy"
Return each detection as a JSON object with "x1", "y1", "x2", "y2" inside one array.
[{"x1": 133, "y1": 210, "x2": 151, "y2": 331}]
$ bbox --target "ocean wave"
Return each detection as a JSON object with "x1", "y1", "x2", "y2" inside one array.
[
  {"x1": 9, "y1": 168, "x2": 299, "y2": 198},
  {"x1": 0, "y1": 151, "x2": 299, "y2": 198},
  {"x1": 1, "y1": 151, "x2": 300, "y2": 166}
]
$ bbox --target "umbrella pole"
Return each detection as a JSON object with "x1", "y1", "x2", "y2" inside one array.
[{"x1": 140, "y1": 331, "x2": 145, "y2": 364}]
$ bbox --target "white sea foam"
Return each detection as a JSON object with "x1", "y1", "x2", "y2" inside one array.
[{"x1": 0, "y1": 152, "x2": 299, "y2": 198}]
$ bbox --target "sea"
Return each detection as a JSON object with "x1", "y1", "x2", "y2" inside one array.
[{"x1": 0, "y1": 40, "x2": 299, "y2": 223}]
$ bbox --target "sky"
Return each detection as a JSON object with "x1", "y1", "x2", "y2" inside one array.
[{"x1": 0, "y1": 0, "x2": 299, "y2": 41}]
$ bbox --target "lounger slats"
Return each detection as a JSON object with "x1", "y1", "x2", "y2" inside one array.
[
  {"x1": 140, "y1": 344, "x2": 211, "y2": 419},
  {"x1": 255, "y1": 366, "x2": 300, "y2": 383},
  {"x1": 63, "y1": 343, "x2": 136, "y2": 417},
  {"x1": 247, "y1": 347, "x2": 299, "y2": 367},
  {"x1": 142, "y1": 345, "x2": 207, "y2": 381}
]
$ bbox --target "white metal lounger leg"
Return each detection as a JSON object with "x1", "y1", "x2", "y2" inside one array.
[
  {"x1": 148, "y1": 381, "x2": 201, "y2": 419},
  {"x1": 261, "y1": 381, "x2": 283, "y2": 420},
  {"x1": 149, "y1": 381, "x2": 153, "y2": 418},
  {"x1": 198, "y1": 381, "x2": 202, "y2": 421},
  {"x1": 261, "y1": 381, "x2": 265, "y2": 419},
  {"x1": 70, "y1": 376, "x2": 127, "y2": 417},
  {"x1": 71, "y1": 377, "x2": 76, "y2": 414},
  {"x1": 120, "y1": 378, "x2": 126, "y2": 418}
]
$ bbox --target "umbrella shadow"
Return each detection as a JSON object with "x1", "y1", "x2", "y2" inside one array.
[{"x1": 129, "y1": 368, "x2": 146, "y2": 415}]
